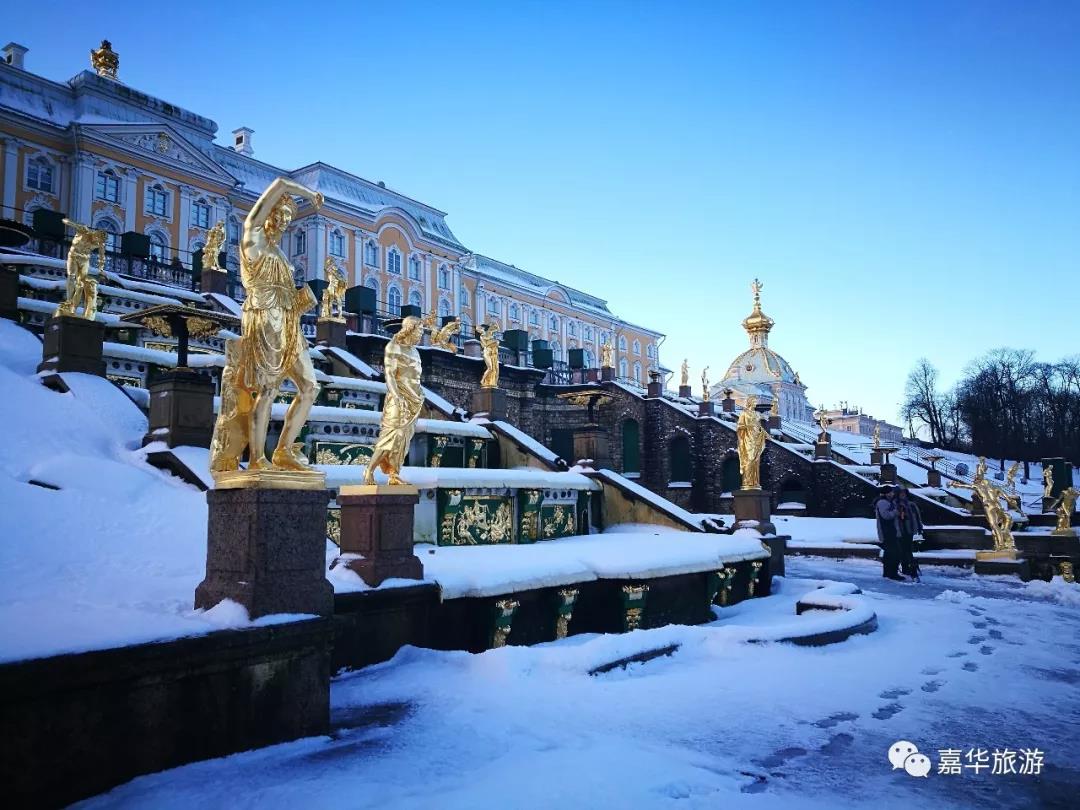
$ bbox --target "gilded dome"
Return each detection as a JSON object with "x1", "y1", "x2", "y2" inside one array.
[{"x1": 723, "y1": 346, "x2": 799, "y2": 385}]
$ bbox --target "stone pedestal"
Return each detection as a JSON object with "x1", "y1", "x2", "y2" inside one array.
[
  {"x1": 200, "y1": 268, "x2": 231, "y2": 296},
  {"x1": 814, "y1": 441, "x2": 831, "y2": 460},
  {"x1": 879, "y1": 463, "x2": 897, "y2": 484},
  {"x1": 601, "y1": 366, "x2": 615, "y2": 382},
  {"x1": 144, "y1": 369, "x2": 215, "y2": 448},
  {"x1": 678, "y1": 385, "x2": 692, "y2": 399},
  {"x1": 970, "y1": 492, "x2": 984, "y2": 516},
  {"x1": 573, "y1": 424, "x2": 611, "y2": 469},
  {"x1": 733, "y1": 489, "x2": 775, "y2": 535},
  {"x1": 926, "y1": 469, "x2": 942, "y2": 488},
  {"x1": 698, "y1": 400, "x2": 715, "y2": 417},
  {"x1": 37, "y1": 315, "x2": 106, "y2": 377},
  {"x1": 463, "y1": 339, "x2": 482, "y2": 358},
  {"x1": 1043, "y1": 496, "x2": 1057, "y2": 514},
  {"x1": 647, "y1": 379, "x2": 663, "y2": 398},
  {"x1": 195, "y1": 487, "x2": 333, "y2": 618},
  {"x1": 1, "y1": 264, "x2": 18, "y2": 321},
  {"x1": 721, "y1": 396, "x2": 735, "y2": 413},
  {"x1": 471, "y1": 386, "x2": 507, "y2": 420},
  {"x1": 335, "y1": 485, "x2": 423, "y2": 586},
  {"x1": 767, "y1": 414, "x2": 781, "y2": 431},
  {"x1": 316, "y1": 318, "x2": 347, "y2": 348},
  {"x1": 870, "y1": 449, "x2": 884, "y2": 465}
]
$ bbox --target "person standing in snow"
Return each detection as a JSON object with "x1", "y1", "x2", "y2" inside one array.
[
  {"x1": 895, "y1": 487, "x2": 923, "y2": 578},
  {"x1": 875, "y1": 486, "x2": 903, "y2": 581}
]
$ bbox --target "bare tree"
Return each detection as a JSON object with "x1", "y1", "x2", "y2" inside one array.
[{"x1": 902, "y1": 359, "x2": 948, "y2": 446}]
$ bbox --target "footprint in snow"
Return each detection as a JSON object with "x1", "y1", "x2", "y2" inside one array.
[
  {"x1": 988, "y1": 629, "x2": 1003, "y2": 640},
  {"x1": 972, "y1": 621, "x2": 987, "y2": 629},
  {"x1": 921, "y1": 680, "x2": 944, "y2": 693},
  {"x1": 947, "y1": 651, "x2": 968, "y2": 658},
  {"x1": 813, "y1": 712, "x2": 859, "y2": 729},
  {"x1": 758, "y1": 747, "x2": 808, "y2": 768},
  {"x1": 967, "y1": 607, "x2": 984, "y2": 616},
  {"x1": 879, "y1": 687, "x2": 912, "y2": 700},
  {"x1": 921, "y1": 667, "x2": 943, "y2": 676},
  {"x1": 873, "y1": 703, "x2": 904, "y2": 720},
  {"x1": 983, "y1": 616, "x2": 1000, "y2": 626},
  {"x1": 968, "y1": 635, "x2": 985, "y2": 644},
  {"x1": 962, "y1": 661, "x2": 979, "y2": 672},
  {"x1": 979, "y1": 645, "x2": 994, "y2": 656},
  {"x1": 820, "y1": 733, "x2": 854, "y2": 756}
]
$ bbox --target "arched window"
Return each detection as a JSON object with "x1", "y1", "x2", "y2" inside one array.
[
  {"x1": 293, "y1": 230, "x2": 306, "y2": 255},
  {"x1": 622, "y1": 419, "x2": 640, "y2": 474},
  {"x1": 634, "y1": 362, "x2": 642, "y2": 382},
  {"x1": 618, "y1": 335, "x2": 627, "y2": 352},
  {"x1": 583, "y1": 326, "x2": 593, "y2": 341},
  {"x1": 227, "y1": 216, "x2": 241, "y2": 246},
  {"x1": 191, "y1": 199, "x2": 211, "y2": 229},
  {"x1": 633, "y1": 339, "x2": 641, "y2": 356},
  {"x1": 460, "y1": 283, "x2": 469, "y2": 305},
  {"x1": 95, "y1": 169, "x2": 120, "y2": 203},
  {"x1": 549, "y1": 315, "x2": 559, "y2": 332},
  {"x1": 145, "y1": 183, "x2": 169, "y2": 217},
  {"x1": 438, "y1": 264, "x2": 450, "y2": 289},
  {"x1": 567, "y1": 321, "x2": 577, "y2": 337},
  {"x1": 509, "y1": 303, "x2": 519, "y2": 321},
  {"x1": 460, "y1": 313, "x2": 473, "y2": 337},
  {"x1": 646, "y1": 343, "x2": 655, "y2": 359},
  {"x1": 388, "y1": 285, "x2": 402, "y2": 314},
  {"x1": 329, "y1": 230, "x2": 345, "y2": 257},
  {"x1": 148, "y1": 231, "x2": 168, "y2": 262},
  {"x1": 408, "y1": 255, "x2": 422, "y2": 280},
  {"x1": 26, "y1": 156, "x2": 55, "y2": 193},
  {"x1": 670, "y1": 435, "x2": 692, "y2": 483},
  {"x1": 551, "y1": 340, "x2": 561, "y2": 359},
  {"x1": 529, "y1": 309, "x2": 539, "y2": 326},
  {"x1": 438, "y1": 297, "x2": 451, "y2": 319},
  {"x1": 408, "y1": 289, "x2": 422, "y2": 309},
  {"x1": 487, "y1": 296, "x2": 501, "y2": 316},
  {"x1": 365, "y1": 240, "x2": 379, "y2": 266},
  {"x1": 94, "y1": 218, "x2": 120, "y2": 253},
  {"x1": 387, "y1": 247, "x2": 401, "y2": 275},
  {"x1": 618, "y1": 358, "x2": 628, "y2": 378}
]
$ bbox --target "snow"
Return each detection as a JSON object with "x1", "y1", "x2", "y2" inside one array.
[
  {"x1": 774, "y1": 516, "x2": 879, "y2": 545},
  {"x1": 103, "y1": 341, "x2": 179, "y2": 366},
  {"x1": 207, "y1": 292, "x2": 243, "y2": 316},
  {"x1": 321, "y1": 345, "x2": 377, "y2": 379},
  {"x1": 319, "y1": 466, "x2": 598, "y2": 492},
  {"x1": 594, "y1": 468, "x2": 706, "y2": 530},
  {"x1": 485, "y1": 419, "x2": 563, "y2": 465},
  {"x1": 288, "y1": 403, "x2": 491, "y2": 437}
]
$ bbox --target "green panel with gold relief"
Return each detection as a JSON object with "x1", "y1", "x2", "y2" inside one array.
[
  {"x1": 274, "y1": 389, "x2": 296, "y2": 405},
  {"x1": 310, "y1": 441, "x2": 373, "y2": 466},
  {"x1": 465, "y1": 438, "x2": 486, "y2": 469},
  {"x1": 437, "y1": 488, "x2": 466, "y2": 545},
  {"x1": 428, "y1": 435, "x2": 451, "y2": 468},
  {"x1": 540, "y1": 503, "x2": 578, "y2": 540},
  {"x1": 327, "y1": 507, "x2": 341, "y2": 547},
  {"x1": 439, "y1": 494, "x2": 515, "y2": 546},
  {"x1": 517, "y1": 488, "x2": 544, "y2": 544}
]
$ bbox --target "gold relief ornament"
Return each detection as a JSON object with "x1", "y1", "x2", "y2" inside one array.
[
  {"x1": 141, "y1": 314, "x2": 172, "y2": 338},
  {"x1": 202, "y1": 221, "x2": 225, "y2": 272},
  {"x1": 701, "y1": 366, "x2": 710, "y2": 402},
  {"x1": 748, "y1": 561, "x2": 764, "y2": 597},
  {"x1": 1043, "y1": 467, "x2": 1054, "y2": 499},
  {"x1": 211, "y1": 176, "x2": 325, "y2": 485},
  {"x1": 555, "y1": 587, "x2": 579, "y2": 639},
  {"x1": 492, "y1": 598, "x2": 519, "y2": 648},
  {"x1": 91, "y1": 39, "x2": 119, "y2": 80},
  {"x1": 363, "y1": 316, "x2": 425, "y2": 486},
  {"x1": 319, "y1": 258, "x2": 347, "y2": 323},
  {"x1": 1050, "y1": 487, "x2": 1078, "y2": 536},
  {"x1": 187, "y1": 317, "x2": 219, "y2": 340},
  {"x1": 717, "y1": 567, "x2": 736, "y2": 606},
  {"x1": 54, "y1": 218, "x2": 106, "y2": 320},
  {"x1": 736, "y1": 396, "x2": 768, "y2": 490},
  {"x1": 1060, "y1": 561, "x2": 1075, "y2": 584},
  {"x1": 476, "y1": 323, "x2": 501, "y2": 388},
  {"x1": 621, "y1": 584, "x2": 648, "y2": 631}
]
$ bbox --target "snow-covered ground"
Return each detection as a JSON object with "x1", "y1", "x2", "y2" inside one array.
[{"x1": 79, "y1": 557, "x2": 1080, "y2": 809}]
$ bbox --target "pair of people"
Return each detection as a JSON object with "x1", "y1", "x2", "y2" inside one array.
[{"x1": 874, "y1": 485, "x2": 923, "y2": 580}]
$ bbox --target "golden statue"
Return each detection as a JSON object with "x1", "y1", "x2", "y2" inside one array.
[
  {"x1": 701, "y1": 366, "x2": 710, "y2": 402},
  {"x1": 55, "y1": 218, "x2": 106, "y2": 320},
  {"x1": 209, "y1": 339, "x2": 253, "y2": 473},
  {"x1": 319, "y1": 258, "x2": 347, "y2": 322},
  {"x1": 226, "y1": 176, "x2": 324, "y2": 476},
  {"x1": 363, "y1": 316, "x2": 425, "y2": 486},
  {"x1": 1005, "y1": 461, "x2": 1020, "y2": 490},
  {"x1": 600, "y1": 341, "x2": 614, "y2": 368},
  {"x1": 1043, "y1": 467, "x2": 1054, "y2": 499},
  {"x1": 737, "y1": 396, "x2": 767, "y2": 490},
  {"x1": 769, "y1": 388, "x2": 779, "y2": 416},
  {"x1": 872, "y1": 424, "x2": 881, "y2": 449},
  {"x1": 975, "y1": 456, "x2": 988, "y2": 481},
  {"x1": 1050, "y1": 487, "x2": 1078, "y2": 535},
  {"x1": 91, "y1": 39, "x2": 119, "y2": 80},
  {"x1": 201, "y1": 221, "x2": 225, "y2": 272},
  {"x1": 816, "y1": 410, "x2": 830, "y2": 438},
  {"x1": 680, "y1": 358, "x2": 689, "y2": 387},
  {"x1": 951, "y1": 476, "x2": 1017, "y2": 557},
  {"x1": 422, "y1": 311, "x2": 460, "y2": 353},
  {"x1": 477, "y1": 323, "x2": 501, "y2": 388}
]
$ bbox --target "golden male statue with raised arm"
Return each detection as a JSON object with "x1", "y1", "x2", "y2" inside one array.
[
  {"x1": 363, "y1": 316, "x2": 425, "y2": 486},
  {"x1": 239, "y1": 176, "x2": 323, "y2": 473},
  {"x1": 319, "y1": 257, "x2": 347, "y2": 322},
  {"x1": 737, "y1": 395, "x2": 768, "y2": 490},
  {"x1": 55, "y1": 218, "x2": 106, "y2": 320},
  {"x1": 477, "y1": 322, "x2": 501, "y2": 388}
]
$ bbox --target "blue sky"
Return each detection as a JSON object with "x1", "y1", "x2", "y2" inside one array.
[{"x1": 11, "y1": 1, "x2": 1080, "y2": 425}]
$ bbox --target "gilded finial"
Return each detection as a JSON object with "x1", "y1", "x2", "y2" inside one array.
[
  {"x1": 91, "y1": 39, "x2": 119, "y2": 80},
  {"x1": 741, "y1": 277, "x2": 774, "y2": 346}
]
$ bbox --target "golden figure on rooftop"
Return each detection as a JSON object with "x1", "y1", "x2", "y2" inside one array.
[
  {"x1": 680, "y1": 358, "x2": 689, "y2": 388},
  {"x1": 477, "y1": 323, "x2": 501, "y2": 389},
  {"x1": 201, "y1": 221, "x2": 225, "y2": 273},
  {"x1": 769, "y1": 387, "x2": 780, "y2": 416},
  {"x1": 701, "y1": 366, "x2": 710, "y2": 402},
  {"x1": 363, "y1": 316, "x2": 425, "y2": 486},
  {"x1": 1005, "y1": 461, "x2": 1020, "y2": 490},
  {"x1": 816, "y1": 409, "x2": 830, "y2": 438},
  {"x1": 1043, "y1": 467, "x2": 1054, "y2": 499},
  {"x1": 872, "y1": 424, "x2": 881, "y2": 449},
  {"x1": 600, "y1": 340, "x2": 614, "y2": 369},
  {"x1": 1050, "y1": 487, "x2": 1078, "y2": 535},
  {"x1": 90, "y1": 39, "x2": 119, "y2": 80},
  {"x1": 319, "y1": 258, "x2": 347, "y2": 323},
  {"x1": 55, "y1": 218, "x2": 106, "y2": 321},
  {"x1": 422, "y1": 312, "x2": 460, "y2": 353},
  {"x1": 737, "y1": 396, "x2": 767, "y2": 490},
  {"x1": 975, "y1": 456, "x2": 988, "y2": 482}
]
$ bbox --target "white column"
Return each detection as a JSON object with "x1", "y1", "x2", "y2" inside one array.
[
  {"x1": 70, "y1": 152, "x2": 96, "y2": 225},
  {"x1": 353, "y1": 229, "x2": 364, "y2": 285},
  {"x1": 121, "y1": 168, "x2": 138, "y2": 231},
  {"x1": 1, "y1": 139, "x2": 18, "y2": 219},
  {"x1": 177, "y1": 184, "x2": 193, "y2": 261},
  {"x1": 311, "y1": 215, "x2": 328, "y2": 281}
]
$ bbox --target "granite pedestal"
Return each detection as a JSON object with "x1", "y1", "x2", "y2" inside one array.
[
  {"x1": 814, "y1": 441, "x2": 831, "y2": 460},
  {"x1": 601, "y1": 366, "x2": 615, "y2": 382},
  {"x1": 1, "y1": 264, "x2": 18, "y2": 321},
  {"x1": 767, "y1": 414, "x2": 781, "y2": 431},
  {"x1": 463, "y1": 339, "x2": 482, "y2": 358},
  {"x1": 879, "y1": 463, "x2": 897, "y2": 484},
  {"x1": 471, "y1": 386, "x2": 507, "y2": 420},
  {"x1": 698, "y1": 400, "x2": 715, "y2": 417},
  {"x1": 144, "y1": 369, "x2": 215, "y2": 448},
  {"x1": 678, "y1": 385, "x2": 692, "y2": 399},
  {"x1": 573, "y1": 425, "x2": 611, "y2": 470},
  {"x1": 926, "y1": 469, "x2": 942, "y2": 488},
  {"x1": 200, "y1": 268, "x2": 231, "y2": 296},
  {"x1": 335, "y1": 486, "x2": 423, "y2": 586},
  {"x1": 37, "y1": 315, "x2": 105, "y2": 377},
  {"x1": 647, "y1": 380, "x2": 663, "y2": 398},
  {"x1": 316, "y1": 319, "x2": 347, "y2": 348},
  {"x1": 870, "y1": 449, "x2": 884, "y2": 465},
  {"x1": 721, "y1": 396, "x2": 735, "y2": 413},
  {"x1": 733, "y1": 489, "x2": 776, "y2": 535},
  {"x1": 195, "y1": 486, "x2": 333, "y2": 618}
]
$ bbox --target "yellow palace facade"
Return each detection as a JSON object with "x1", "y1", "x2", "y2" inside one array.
[{"x1": 0, "y1": 41, "x2": 664, "y2": 384}]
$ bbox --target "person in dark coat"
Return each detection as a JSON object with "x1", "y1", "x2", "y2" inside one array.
[
  {"x1": 895, "y1": 487, "x2": 923, "y2": 578},
  {"x1": 875, "y1": 486, "x2": 903, "y2": 580}
]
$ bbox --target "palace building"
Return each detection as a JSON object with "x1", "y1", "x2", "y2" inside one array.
[{"x1": 0, "y1": 40, "x2": 663, "y2": 384}]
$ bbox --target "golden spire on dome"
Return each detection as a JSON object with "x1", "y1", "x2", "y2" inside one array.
[{"x1": 741, "y1": 278, "x2": 775, "y2": 346}]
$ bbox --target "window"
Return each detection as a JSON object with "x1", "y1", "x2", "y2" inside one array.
[
  {"x1": 95, "y1": 218, "x2": 119, "y2": 253},
  {"x1": 365, "y1": 276, "x2": 379, "y2": 299},
  {"x1": 509, "y1": 303, "x2": 519, "y2": 321},
  {"x1": 567, "y1": 321, "x2": 577, "y2": 337},
  {"x1": 583, "y1": 326, "x2": 593, "y2": 341},
  {"x1": 329, "y1": 230, "x2": 345, "y2": 257},
  {"x1": 227, "y1": 217, "x2": 240, "y2": 246},
  {"x1": 529, "y1": 310, "x2": 539, "y2": 326},
  {"x1": 409, "y1": 289, "x2": 422, "y2": 309},
  {"x1": 364, "y1": 240, "x2": 378, "y2": 266},
  {"x1": 148, "y1": 232, "x2": 168, "y2": 262},
  {"x1": 408, "y1": 255, "x2": 422, "y2": 280},
  {"x1": 145, "y1": 183, "x2": 169, "y2": 217},
  {"x1": 438, "y1": 264, "x2": 450, "y2": 289},
  {"x1": 633, "y1": 339, "x2": 641, "y2": 356},
  {"x1": 460, "y1": 314, "x2": 473, "y2": 337},
  {"x1": 549, "y1": 315, "x2": 559, "y2": 332},
  {"x1": 585, "y1": 349, "x2": 595, "y2": 368},
  {"x1": 622, "y1": 419, "x2": 640, "y2": 474},
  {"x1": 294, "y1": 230, "x2": 306, "y2": 255},
  {"x1": 551, "y1": 340, "x2": 561, "y2": 359},
  {"x1": 669, "y1": 435, "x2": 692, "y2": 483},
  {"x1": 634, "y1": 361, "x2": 642, "y2": 381},
  {"x1": 461, "y1": 285, "x2": 470, "y2": 307},
  {"x1": 388, "y1": 285, "x2": 402, "y2": 314},
  {"x1": 487, "y1": 296, "x2": 501, "y2": 315},
  {"x1": 618, "y1": 358, "x2": 628, "y2": 378},
  {"x1": 387, "y1": 248, "x2": 402, "y2": 275},
  {"x1": 618, "y1": 335, "x2": 627, "y2": 352},
  {"x1": 95, "y1": 170, "x2": 120, "y2": 203},
  {"x1": 646, "y1": 343, "x2": 655, "y2": 359},
  {"x1": 438, "y1": 297, "x2": 451, "y2": 319},
  {"x1": 191, "y1": 200, "x2": 211, "y2": 229},
  {"x1": 26, "y1": 156, "x2": 54, "y2": 193}
]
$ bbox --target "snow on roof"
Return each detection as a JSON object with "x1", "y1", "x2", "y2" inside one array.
[
  {"x1": 318, "y1": 465, "x2": 598, "y2": 492},
  {"x1": 206, "y1": 292, "x2": 243, "y2": 316},
  {"x1": 591, "y1": 468, "x2": 710, "y2": 532},
  {"x1": 322, "y1": 375, "x2": 386, "y2": 395},
  {"x1": 484, "y1": 419, "x2": 563, "y2": 468},
  {"x1": 278, "y1": 403, "x2": 490, "y2": 438},
  {"x1": 322, "y1": 345, "x2": 377, "y2": 379}
]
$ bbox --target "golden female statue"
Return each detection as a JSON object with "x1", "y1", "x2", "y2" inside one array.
[
  {"x1": 1043, "y1": 467, "x2": 1054, "y2": 499},
  {"x1": 209, "y1": 339, "x2": 253, "y2": 473},
  {"x1": 238, "y1": 176, "x2": 323, "y2": 472},
  {"x1": 202, "y1": 221, "x2": 225, "y2": 272},
  {"x1": 1005, "y1": 461, "x2": 1019, "y2": 490},
  {"x1": 769, "y1": 388, "x2": 780, "y2": 416},
  {"x1": 600, "y1": 341, "x2": 614, "y2": 369},
  {"x1": 319, "y1": 257, "x2": 347, "y2": 322},
  {"x1": 701, "y1": 366, "x2": 710, "y2": 402},
  {"x1": 737, "y1": 396, "x2": 767, "y2": 490},
  {"x1": 872, "y1": 424, "x2": 881, "y2": 449},
  {"x1": 816, "y1": 410, "x2": 830, "y2": 438},
  {"x1": 55, "y1": 218, "x2": 106, "y2": 320},
  {"x1": 477, "y1": 323, "x2": 501, "y2": 388},
  {"x1": 680, "y1": 358, "x2": 689, "y2": 388},
  {"x1": 363, "y1": 316, "x2": 425, "y2": 486},
  {"x1": 1051, "y1": 487, "x2": 1078, "y2": 534}
]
